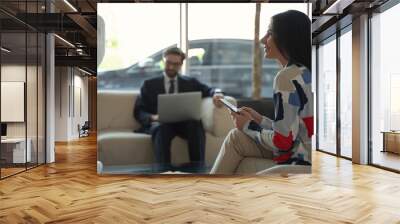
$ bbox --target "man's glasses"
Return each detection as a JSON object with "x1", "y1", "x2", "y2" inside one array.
[{"x1": 165, "y1": 60, "x2": 182, "y2": 67}]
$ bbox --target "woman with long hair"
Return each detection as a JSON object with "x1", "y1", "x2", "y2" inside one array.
[{"x1": 211, "y1": 10, "x2": 313, "y2": 174}]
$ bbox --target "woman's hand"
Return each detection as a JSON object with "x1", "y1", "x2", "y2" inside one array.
[
  {"x1": 212, "y1": 93, "x2": 224, "y2": 108},
  {"x1": 240, "y1": 107, "x2": 263, "y2": 124},
  {"x1": 231, "y1": 109, "x2": 253, "y2": 130}
]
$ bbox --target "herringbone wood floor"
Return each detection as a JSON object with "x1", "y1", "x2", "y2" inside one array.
[{"x1": 1, "y1": 134, "x2": 400, "y2": 224}]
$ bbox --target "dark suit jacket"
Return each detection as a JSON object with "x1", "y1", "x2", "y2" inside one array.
[{"x1": 134, "y1": 75, "x2": 215, "y2": 131}]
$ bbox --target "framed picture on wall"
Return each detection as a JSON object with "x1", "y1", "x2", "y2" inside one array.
[{"x1": 1, "y1": 81, "x2": 25, "y2": 122}]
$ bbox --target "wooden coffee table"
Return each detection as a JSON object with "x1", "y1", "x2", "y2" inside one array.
[{"x1": 381, "y1": 131, "x2": 400, "y2": 154}]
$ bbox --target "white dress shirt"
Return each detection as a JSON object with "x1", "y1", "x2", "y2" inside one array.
[{"x1": 163, "y1": 72, "x2": 178, "y2": 94}]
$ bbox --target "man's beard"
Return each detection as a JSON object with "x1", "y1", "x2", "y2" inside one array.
[{"x1": 166, "y1": 69, "x2": 178, "y2": 77}]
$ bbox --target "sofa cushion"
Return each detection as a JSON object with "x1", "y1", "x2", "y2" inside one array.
[
  {"x1": 97, "y1": 91, "x2": 141, "y2": 131},
  {"x1": 98, "y1": 128, "x2": 195, "y2": 166},
  {"x1": 98, "y1": 129, "x2": 153, "y2": 166},
  {"x1": 201, "y1": 96, "x2": 235, "y2": 137},
  {"x1": 98, "y1": 128, "x2": 225, "y2": 168}
]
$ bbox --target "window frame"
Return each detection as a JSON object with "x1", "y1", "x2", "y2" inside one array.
[{"x1": 315, "y1": 22, "x2": 353, "y2": 161}]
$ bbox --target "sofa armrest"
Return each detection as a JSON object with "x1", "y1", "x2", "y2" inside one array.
[{"x1": 201, "y1": 96, "x2": 236, "y2": 137}]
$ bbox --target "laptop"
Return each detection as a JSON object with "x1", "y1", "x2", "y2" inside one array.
[{"x1": 158, "y1": 92, "x2": 202, "y2": 123}]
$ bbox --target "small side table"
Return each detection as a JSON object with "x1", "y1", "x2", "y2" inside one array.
[{"x1": 381, "y1": 131, "x2": 400, "y2": 154}]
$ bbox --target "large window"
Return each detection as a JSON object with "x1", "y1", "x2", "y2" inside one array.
[
  {"x1": 339, "y1": 28, "x2": 352, "y2": 158},
  {"x1": 187, "y1": 3, "x2": 309, "y2": 98},
  {"x1": 370, "y1": 3, "x2": 400, "y2": 171},
  {"x1": 97, "y1": 3, "x2": 180, "y2": 90},
  {"x1": 317, "y1": 36, "x2": 337, "y2": 154},
  {"x1": 98, "y1": 3, "x2": 309, "y2": 99}
]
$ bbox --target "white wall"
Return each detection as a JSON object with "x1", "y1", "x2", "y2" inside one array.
[
  {"x1": 75, "y1": 70, "x2": 89, "y2": 138},
  {"x1": 55, "y1": 67, "x2": 89, "y2": 141},
  {"x1": 55, "y1": 67, "x2": 69, "y2": 141},
  {"x1": 71, "y1": 72, "x2": 89, "y2": 138},
  {"x1": 1, "y1": 65, "x2": 36, "y2": 138}
]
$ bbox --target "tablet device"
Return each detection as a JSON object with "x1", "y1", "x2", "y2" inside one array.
[{"x1": 219, "y1": 98, "x2": 239, "y2": 113}]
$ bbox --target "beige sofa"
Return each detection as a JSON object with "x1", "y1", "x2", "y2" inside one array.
[{"x1": 97, "y1": 91, "x2": 235, "y2": 171}]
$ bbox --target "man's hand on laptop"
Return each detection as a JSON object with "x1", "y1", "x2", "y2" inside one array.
[
  {"x1": 151, "y1": 114, "x2": 159, "y2": 122},
  {"x1": 212, "y1": 93, "x2": 224, "y2": 108}
]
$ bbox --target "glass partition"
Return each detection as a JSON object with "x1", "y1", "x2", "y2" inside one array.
[
  {"x1": 0, "y1": 1, "x2": 46, "y2": 179},
  {"x1": 1, "y1": 31, "x2": 28, "y2": 178},
  {"x1": 317, "y1": 36, "x2": 337, "y2": 155},
  {"x1": 370, "y1": 3, "x2": 400, "y2": 171}
]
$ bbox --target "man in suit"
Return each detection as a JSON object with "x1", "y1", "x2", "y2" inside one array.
[{"x1": 134, "y1": 47, "x2": 223, "y2": 172}]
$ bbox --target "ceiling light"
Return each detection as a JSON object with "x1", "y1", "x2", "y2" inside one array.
[
  {"x1": 78, "y1": 67, "x2": 93, "y2": 76},
  {"x1": 1, "y1": 47, "x2": 11, "y2": 53},
  {"x1": 63, "y1": 0, "x2": 78, "y2": 12},
  {"x1": 322, "y1": 0, "x2": 354, "y2": 15},
  {"x1": 76, "y1": 49, "x2": 84, "y2": 55},
  {"x1": 54, "y1": 34, "x2": 75, "y2": 48}
]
